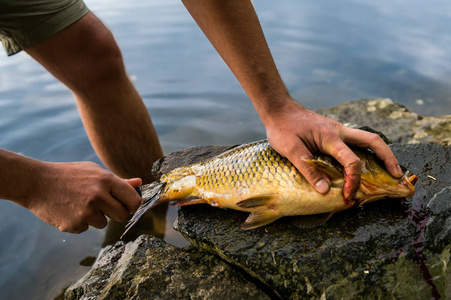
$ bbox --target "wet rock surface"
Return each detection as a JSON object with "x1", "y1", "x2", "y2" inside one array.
[
  {"x1": 176, "y1": 143, "x2": 451, "y2": 299},
  {"x1": 66, "y1": 99, "x2": 451, "y2": 299},
  {"x1": 65, "y1": 235, "x2": 270, "y2": 300}
]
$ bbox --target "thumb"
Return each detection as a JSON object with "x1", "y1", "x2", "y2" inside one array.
[
  {"x1": 297, "y1": 157, "x2": 331, "y2": 194},
  {"x1": 126, "y1": 177, "x2": 142, "y2": 188}
]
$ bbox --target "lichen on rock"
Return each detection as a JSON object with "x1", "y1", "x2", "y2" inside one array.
[{"x1": 316, "y1": 98, "x2": 451, "y2": 145}]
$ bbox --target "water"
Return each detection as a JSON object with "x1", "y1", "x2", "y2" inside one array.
[{"x1": 0, "y1": 0, "x2": 450, "y2": 298}]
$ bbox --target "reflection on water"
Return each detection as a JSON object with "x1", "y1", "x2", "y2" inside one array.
[{"x1": 1, "y1": 0, "x2": 451, "y2": 298}]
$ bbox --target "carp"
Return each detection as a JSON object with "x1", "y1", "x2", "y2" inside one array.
[{"x1": 122, "y1": 140, "x2": 417, "y2": 237}]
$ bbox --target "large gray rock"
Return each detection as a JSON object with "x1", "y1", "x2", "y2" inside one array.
[
  {"x1": 66, "y1": 99, "x2": 451, "y2": 299},
  {"x1": 316, "y1": 98, "x2": 451, "y2": 145},
  {"x1": 175, "y1": 143, "x2": 451, "y2": 299},
  {"x1": 65, "y1": 235, "x2": 271, "y2": 300}
]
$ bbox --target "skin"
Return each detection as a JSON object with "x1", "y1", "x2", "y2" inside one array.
[
  {"x1": 1, "y1": 13, "x2": 163, "y2": 233},
  {"x1": 3, "y1": 2, "x2": 402, "y2": 234},
  {"x1": 0, "y1": 149, "x2": 142, "y2": 233},
  {"x1": 181, "y1": 0, "x2": 403, "y2": 201}
]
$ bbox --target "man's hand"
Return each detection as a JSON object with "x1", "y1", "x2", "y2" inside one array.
[
  {"x1": 181, "y1": 0, "x2": 403, "y2": 200},
  {"x1": 264, "y1": 99, "x2": 403, "y2": 200},
  {"x1": 26, "y1": 161, "x2": 142, "y2": 233}
]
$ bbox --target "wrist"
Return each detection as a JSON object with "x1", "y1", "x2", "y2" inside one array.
[
  {"x1": 0, "y1": 152, "x2": 51, "y2": 209},
  {"x1": 255, "y1": 95, "x2": 307, "y2": 127}
]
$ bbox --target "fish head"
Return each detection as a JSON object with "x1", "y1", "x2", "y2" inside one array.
[{"x1": 355, "y1": 152, "x2": 417, "y2": 206}]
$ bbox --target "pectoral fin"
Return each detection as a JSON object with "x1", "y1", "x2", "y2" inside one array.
[
  {"x1": 236, "y1": 194, "x2": 279, "y2": 208},
  {"x1": 240, "y1": 211, "x2": 281, "y2": 230},
  {"x1": 291, "y1": 212, "x2": 334, "y2": 228},
  {"x1": 301, "y1": 157, "x2": 344, "y2": 187}
]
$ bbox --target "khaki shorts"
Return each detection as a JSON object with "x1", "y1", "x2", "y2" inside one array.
[{"x1": 0, "y1": 0, "x2": 89, "y2": 56}]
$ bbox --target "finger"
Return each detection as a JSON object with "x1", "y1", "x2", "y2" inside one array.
[
  {"x1": 86, "y1": 212, "x2": 109, "y2": 229},
  {"x1": 126, "y1": 178, "x2": 143, "y2": 188},
  {"x1": 76, "y1": 206, "x2": 109, "y2": 229},
  {"x1": 274, "y1": 139, "x2": 331, "y2": 194},
  {"x1": 342, "y1": 128, "x2": 403, "y2": 178},
  {"x1": 98, "y1": 195, "x2": 130, "y2": 222},
  {"x1": 58, "y1": 222, "x2": 89, "y2": 234},
  {"x1": 110, "y1": 178, "x2": 143, "y2": 214},
  {"x1": 321, "y1": 138, "x2": 361, "y2": 200}
]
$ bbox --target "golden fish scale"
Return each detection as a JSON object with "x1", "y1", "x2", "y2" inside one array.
[
  {"x1": 193, "y1": 141, "x2": 308, "y2": 201},
  {"x1": 123, "y1": 139, "x2": 416, "y2": 234},
  {"x1": 160, "y1": 140, "x2": 349, "y2": 216}
]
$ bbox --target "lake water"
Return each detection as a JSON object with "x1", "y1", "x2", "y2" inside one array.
[{"x1": 1, "y1": 0, "x2": 450, "y2": 298}]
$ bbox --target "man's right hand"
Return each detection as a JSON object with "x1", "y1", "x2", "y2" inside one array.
[{"x1": 25, "y1": 161, "x2": 142, "y2": 233}]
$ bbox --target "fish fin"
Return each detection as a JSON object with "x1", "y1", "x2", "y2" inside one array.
[
  {"x1": 240, "y1": 211, "x2": 281, "y2": 230},
  {"x1": 291, "y1": 212, "x2": 334, "y2": 228},
  {"x1": 121, "y1": 181, "x2": 166, "y2": 239},
  {"x1": 173, "y1": 197, "x2": 208, "y2": 206},
  {"x1": 236, "y1": 194, "x2": 279, "y2": 208},
  {"x1": 301, "y1": 157, "x2": 344, "y2": 187}
]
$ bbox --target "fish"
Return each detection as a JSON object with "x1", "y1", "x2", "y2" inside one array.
[{"x1": 122, "y1": 140, "x2": 417, "y2": 237}]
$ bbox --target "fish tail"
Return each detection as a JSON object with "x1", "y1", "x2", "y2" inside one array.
[{"x1": 120, "y1": 181, "x2": 167, "y2": 239}]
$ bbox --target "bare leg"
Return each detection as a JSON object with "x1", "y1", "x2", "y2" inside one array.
[{"x1": 25, "y1": 12, "x2": 163, "y2": 183}]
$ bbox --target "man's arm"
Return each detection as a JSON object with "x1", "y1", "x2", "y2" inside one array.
[
  {"x1": 0, "y1": 148, "x2": 141, "y2": 233},
  {"x1": 24, "y1": 12, "x2": 163, "y2": 185},
  {"x1": 182, "y1": 0, "x2": 403, "y2": 200}
]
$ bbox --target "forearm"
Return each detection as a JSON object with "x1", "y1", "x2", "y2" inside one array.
[
  {"x1": 0, "y1": 148, "x2": 143, "y2": 233},
  {"x1": 182, "y1": 0, "x2": 294, "y2": 122},
  {"x1": 0, "y1": 148, "x2": 46, "y2": 208},
  {"x1": 183, "y1": 0, "x2": 403, "y2": 199}
]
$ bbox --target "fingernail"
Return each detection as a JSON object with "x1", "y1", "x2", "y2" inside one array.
[
  {"x1": 396, "y1": 165, "x2": 403, "y2": 177},
  {"x1": 315, "y1": 179, "x2": 330, "y2": 194}
]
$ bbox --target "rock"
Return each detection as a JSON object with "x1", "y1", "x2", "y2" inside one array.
[
  {"x1": 65, "y1": 235, "x2": 271, "y2": 300},
  {"x1": 316, "y1": 98, "x2": 451, "y2": 145},
  {"x1": 175, "y1": 143, "x2": 451, "y2": 299},
  {"x1": 67, "y1": 99, "x2": 451, "y2": 299}
]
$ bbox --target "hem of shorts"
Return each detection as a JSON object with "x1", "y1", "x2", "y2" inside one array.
[{"x1": 5, "y1": 2, "x2": 89, "y2": 56}]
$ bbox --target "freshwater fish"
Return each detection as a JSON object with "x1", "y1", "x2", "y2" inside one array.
[{"x1": 122, "y1": 140, "x2": 417, "y2": 237}]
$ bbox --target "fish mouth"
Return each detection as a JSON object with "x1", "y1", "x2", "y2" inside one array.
[
  {"x1": 401, "y1": 170, "x2": 417, "y2": 198},
  {"x1": 357, "y1": 170, "x2": 417, "y2": 206}
]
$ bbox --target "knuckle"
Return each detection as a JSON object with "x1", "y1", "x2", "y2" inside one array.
[
  {"x1": 58, "y1": 225, "x2": 70, "y2": 233},
  {"x1": 98, "y1": 171, "x2": 114, "y2": 186},
  {"x1": 86, "y1": 186, "x2": 106, "y2": 204},
  {"x1": 343, "y1": 157, "x2": 361, "y2": 175},
  {"x1": 78, "y1": 210, "x2": 92, "y2": 221},
  {"x1": 301, "y1": 163, "x2": 324, "y2": 181},
  {"x1": 59, "y1": 223, "x2": 88, "y2": 234},
  {"x1": 85, "y1": 194, "x2": 101, "y2": 208},
  {"x1": 277, "y1": 142, "x2": 297, "y2": 158},
  {"x1": 367, "y1": 132, "x2": 383, "y2": 145},
  {"x1": 77, "y1": 205, "x2": 97, "y2": 221}
]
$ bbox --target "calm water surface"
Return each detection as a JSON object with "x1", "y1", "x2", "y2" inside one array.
[{"x1": 1, "y1": 0, "x2": 451, "y2": 298}]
